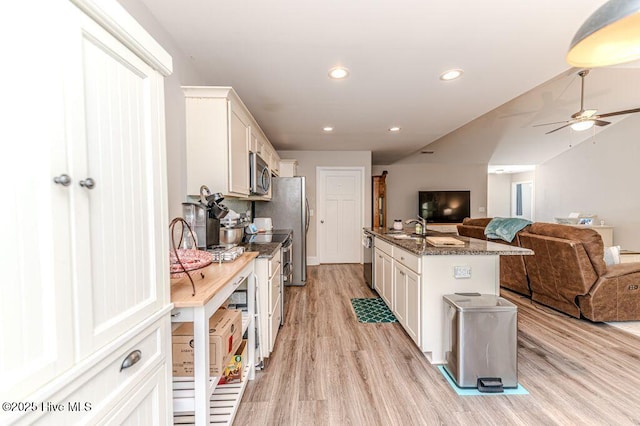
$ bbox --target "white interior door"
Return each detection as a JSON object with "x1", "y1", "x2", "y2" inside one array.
[{"x1": 317, "y1": 168, "x2": 363, "y2": 263}]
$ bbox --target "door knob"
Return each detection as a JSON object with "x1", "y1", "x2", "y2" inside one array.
[
  {"x1": 79, "y1": 177, "x2": 96, "y2": 190},
  {"x1": 53, "y1": 174, "x2": 71, "y2": 186}
]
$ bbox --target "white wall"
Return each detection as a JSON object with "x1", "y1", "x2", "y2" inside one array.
[
  {"x1": 487, "y1": 173, "x2": 511, "y2": 218},
  {"x1": 536, "y1": 114, "x2": 640, "y2": 249},
  {"x1": 277, "y1": 151, "x2": 372, "y2": 259},
  {"x1": 371, "y1": 163, "x2": 488, "y2": 225},
  {"x1": 118, "y1": 0, "x2": 207, "y2": 221}
]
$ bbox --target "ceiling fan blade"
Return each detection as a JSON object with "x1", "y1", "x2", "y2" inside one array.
[
  {"x1": 593, "y1": 120, "x2": 610, "y2": 127},
  {"x1": 597, "y1": 108, "x2": 640, "y2": 119},
  {"x1": 533, "y1": 120, "x2": 570, "y2": 127},
  {"x1": 546, "y1": 123, "x2": 574, "y2": 134}
]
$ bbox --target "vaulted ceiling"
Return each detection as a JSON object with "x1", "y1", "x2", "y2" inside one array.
[{"x1": 139, "y1": 0, "x2": 640, "y2": 165}]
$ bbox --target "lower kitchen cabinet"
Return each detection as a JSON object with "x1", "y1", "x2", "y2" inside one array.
[
  {"x1": 375, "y1": 248, "x2": 394, "y2": 309},
  {"x1": 393, "y1": 261, "x2": 421, "y2": 345},
  {"x1": 255, "y1": 248, "x2": 282, "y2": 361}
]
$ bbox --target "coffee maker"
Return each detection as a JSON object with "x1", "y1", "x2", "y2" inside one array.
[{"x1": 182, "y1": 192, "x2": 229, "y2": 249}]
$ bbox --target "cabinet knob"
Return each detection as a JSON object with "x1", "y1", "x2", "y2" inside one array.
[
  {"x1": 320, "y1": 220, "x2": 324, "y2": 224},
  {"x1": 400, "y1": 271, "x2": 405, "y2": 276},
  {"x1": 120, "y1": 350, "x2": 142, "y2": 371},
  {"x1": 79, "y1": 177, "x2": 96, "y2": 190},
  {"x1": 53, "y1": 174, "x2": 72, "y2": 186}
]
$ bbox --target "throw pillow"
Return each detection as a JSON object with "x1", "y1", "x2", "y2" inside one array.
[{"x1": 604, "y1": 245, "x2": 621, "y2": 266}]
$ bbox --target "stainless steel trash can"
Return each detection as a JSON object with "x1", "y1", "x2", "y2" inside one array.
[{"x1": 443, "y1": 294, "x2": 518, "y2": 388}]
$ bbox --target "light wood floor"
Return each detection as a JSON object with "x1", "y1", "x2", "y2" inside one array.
[{"x1": 235, "y1": 264, "x2": 640, "y2": 425}]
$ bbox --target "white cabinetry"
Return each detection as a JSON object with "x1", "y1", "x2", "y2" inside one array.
[
  {"x1": 393, "y1": 249, "x2": 421, "y2": 346},
  {"x1": 374, "y1": 239, "x2": 394, "y2": 309},
  {"x1": 183, "y1": 87, "x2": 251, "y2": 197},
  {"x1": 1, "y1": 0, "x2": 173, "y2": 424},
  {"x1": 375, "y1": 249, "x2": 394, "y2": 309},
  {"x1": 255, "y1": 248, "x2": 282, "y2": 360},
  {"x1": 279, "y1": 159, "x2": 298, "y2": 177}
]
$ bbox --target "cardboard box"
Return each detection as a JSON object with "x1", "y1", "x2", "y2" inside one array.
[
  {"x1": 172, "y1": 308, "x2": 243, "y2": 377},
  {"x1": 219, "y1": 339, "x2": 247, "y2": 384}
]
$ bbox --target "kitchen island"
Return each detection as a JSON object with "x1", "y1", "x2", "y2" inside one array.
[{"x1": 365, "y1": 227, "x2": 531, "y2": 364}]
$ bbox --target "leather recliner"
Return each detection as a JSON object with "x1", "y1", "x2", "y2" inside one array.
[{"x1": 519, "y1": 223, "x2": 640, "y2": 321}]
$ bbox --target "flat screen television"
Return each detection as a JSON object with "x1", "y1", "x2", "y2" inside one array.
[{"x1": 418, "y1": 190, "x2": 470, "y2": 223}]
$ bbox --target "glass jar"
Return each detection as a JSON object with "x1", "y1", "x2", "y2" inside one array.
[{"x1": 393, "y1": 219, "x2": 403, "y2": 230}]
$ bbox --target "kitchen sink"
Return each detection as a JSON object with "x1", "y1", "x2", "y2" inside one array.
[{"x1": 391, "y1": 234, "x2": 425, "y2": 240}]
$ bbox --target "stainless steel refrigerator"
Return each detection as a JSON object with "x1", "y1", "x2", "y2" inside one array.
[{"x1": 255, "y1": 176, "x2": 309, "y2": 286}]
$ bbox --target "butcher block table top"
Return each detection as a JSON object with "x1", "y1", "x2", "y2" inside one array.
[{"x1": 170, "y1": 251, "x2": 258, "y2": 308}]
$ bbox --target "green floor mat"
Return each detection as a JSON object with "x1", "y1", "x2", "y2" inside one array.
[{"x1": 351, "y1": 298, "x2": 398, "y2": 323}]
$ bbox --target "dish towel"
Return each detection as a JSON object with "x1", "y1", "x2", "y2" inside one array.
[{"x1": 484, "y1": 217, "x2": 532, "y2": 243}]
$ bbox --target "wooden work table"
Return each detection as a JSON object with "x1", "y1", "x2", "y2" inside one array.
[
  {"x1": 171, "y1": 252, "x2": 259, "y2": 307},
  {"x1": 170, "y1": 251, "x2": 258, "y2": 425}
]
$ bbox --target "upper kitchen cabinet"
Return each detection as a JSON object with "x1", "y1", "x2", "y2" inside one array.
[
  {"x1": 267, "y1": 145, "x2": 281, "y2": 176},
  {"x1": 184, "y1": 87, "x2": 252, "y2": 197},
  {"x1": 1, "y1": 0, "x2": 172, "y2": 423}
]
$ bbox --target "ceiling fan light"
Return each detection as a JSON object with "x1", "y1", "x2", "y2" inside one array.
[
  {"x1": 566, "y1": 0, "x2": 640, "y2": 67},
  {"x1": 570, "y1": 120, "x2": 595, "y2": 131}
]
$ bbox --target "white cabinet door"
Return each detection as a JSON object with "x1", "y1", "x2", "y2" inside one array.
[
  {"x1": 383, "y1": 253, "x2": 393, "y2": 310},
  {"x1": 405, "y1": 268, "x2": 421, "y2": 345},
  {"x1": 374, "y1": 249, "x2": 384, "y2": 296},
  {"x1": 393, "y1": 264, "x2": 407, "y2": 325},
  {"x1": 229, "y1": 103, "x2": 250, "y2": 196},
  {"x1": 0, "y1": 0, "x2": 76, "y2": 402},
  {"x1": 71, "y1": 11, "x2": 167, "y2": 359},
  {"x1": 392, "y1": 260, "x2": 420, "y2": 345},
  {"x1": 379, "y1": 251, "x2": 393, "y2": 309}
]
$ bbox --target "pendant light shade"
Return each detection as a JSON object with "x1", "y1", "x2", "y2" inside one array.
[{"x1": 566, "y1": 0, "x2": 640, "y2": 67}]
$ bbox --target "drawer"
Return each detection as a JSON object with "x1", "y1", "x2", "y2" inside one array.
[
  {"x1": 99, "y1": 364, "x2": 170, "y2": 425},
  {"x1": 269, "y1": 254, "x2": 281, "y2": 278},
  {"x1": 33, "y1": 318, "x2": 167, "y2": 425},
  {"x1": 269, "y1": 297, "x2": 281, "y2": 352},
  {"x1": 395, "y1": 247, "x2": 421, "y2": 274},
  {"x1": 375, "y1": 238, "x2": 394, "y2": 256},
  {"x1": 269, "y1": 267, "x2": 281, "y2": 312}
]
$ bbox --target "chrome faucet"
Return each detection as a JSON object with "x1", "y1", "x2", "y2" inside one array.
[{"x1": 405, "y1": 216, "x2": 427, "y2": 235}]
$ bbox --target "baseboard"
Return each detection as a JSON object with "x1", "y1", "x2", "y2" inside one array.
[{"x1": 307, "y1": 256, "x2": 320, "y2": 266}]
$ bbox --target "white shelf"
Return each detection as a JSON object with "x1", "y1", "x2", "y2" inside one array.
[
  {"x1": 172, "y1": 377, "x2": 218, "y2": 413},
  {"x1": 173, "y1": 365, "x2": 250, "y2": 425}
]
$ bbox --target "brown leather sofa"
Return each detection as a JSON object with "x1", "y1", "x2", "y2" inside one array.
[
  {"x1": 458, "y1": 218, "x2": 640, "y2": 321},
  {"x1": 519, "y1": 223, "x2": 640, "y2": 322},
  {"x1": 457, "y1": 218, "x2": 532, "y2": 297}
]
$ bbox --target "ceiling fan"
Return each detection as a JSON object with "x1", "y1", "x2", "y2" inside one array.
[{"x1": 534, "y1": 69, "x2": 640, "y2": 134}]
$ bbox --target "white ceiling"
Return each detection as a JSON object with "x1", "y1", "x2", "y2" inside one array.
[{"x1": 139, "y1": 0, "x2": 640, "y2": 165}]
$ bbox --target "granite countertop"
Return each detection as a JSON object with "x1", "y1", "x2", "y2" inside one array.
[
  {"x1": 239, "y1": 228, "x2": 292, "y2": 258},
  {"x1": 239, "y1": 242, "x2": 281, "y2": 258},
  {"x1": 365, "y1": 227, "x2": 532, "y2": 256}
]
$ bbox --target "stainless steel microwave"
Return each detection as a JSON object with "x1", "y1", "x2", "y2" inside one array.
[{"x1": 250, "y1": 152, "x2": 271, "y2": 195}]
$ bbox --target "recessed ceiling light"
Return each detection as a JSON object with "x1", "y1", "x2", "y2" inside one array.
[
  {"x1": 388, "y1": 126, "x2": 401, "y2": 132},
  {"x1": 322, "y1": 126, "x2": 334, "y2": 132},
  {"x1": 328, "y1": 67, "x2": 350, "y2": 79},
  {"x1": 439, "y1": 69, "x2": 464, "y2": 81}
]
